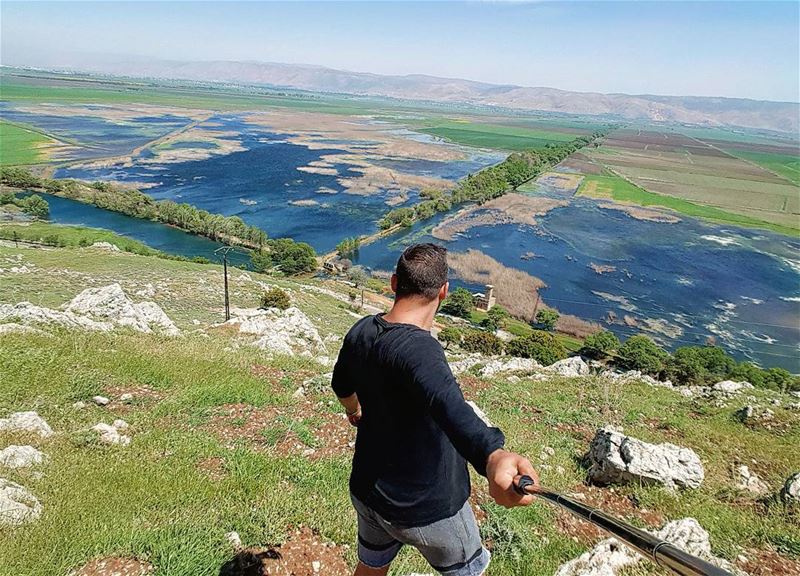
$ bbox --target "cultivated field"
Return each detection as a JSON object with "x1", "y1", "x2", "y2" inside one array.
[
  {"x1": 583, "y1": 128, "x2": 800, "y2": 232},
  {"x1": 0, "y1": 121, "x2": 58, "y2": 166}
]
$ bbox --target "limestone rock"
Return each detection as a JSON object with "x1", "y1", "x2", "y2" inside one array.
[
  {"x1": 587, "y1": 427, "x2": 704, "y2": 490},
  {"x1": 555, "y1": 518, "x2": 744, "y2": 576},
  {"x1": 603, "y1": 370, "x2": 673, "y2": 389},
  {"x1": 92, "y1": 396, "x2": 110, "y2": 406},
  {"x1": 92, "y1": 422, "x2": 131, "y2": 446},
  {"x1": 781, "y1": 471, "x2": 800, "y2": 505},
  {"x1": 0, "y1": 411, "x2": 53, "y2": 438},
  {"x1": 0, "y1": 478, "x2": 42, "y2": 526},
  {"x1": 90, "y1": 241, "x2": 120, "y2": 251},
  {"x1": 0, "y1": 302, "x2": 113, "y2": 332},
  {"x1": 226, "y1": 307, "x2": 326, "y2": 358},
  {"x1": 547, "y1": 356, "x2": 589, "y2": 377},
  {"x1": 713, "y1": 380, "x2": 753, "y2": 394},
  {"x1": 0, "y1": 445, "x2": 46, "y2": 469},
  {"x1": 735, "y1": 465, "x2": 769, "y2": 495},
  {"x1": 66, "y1": 284, "x2": 179, "y2": 336}
]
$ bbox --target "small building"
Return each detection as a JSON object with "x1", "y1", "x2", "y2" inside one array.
[{"x1": 474, "y1": 284, "x2": 496, "y2": 311}]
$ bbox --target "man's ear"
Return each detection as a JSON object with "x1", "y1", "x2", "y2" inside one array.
[
  {"x1": 390, "y1": 274, "x2": 398, "y2": 294},
  {"x1": 439, "y1": 282, "x2": 449, "y2": 301}
]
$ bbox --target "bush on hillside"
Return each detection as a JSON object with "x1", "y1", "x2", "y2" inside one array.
[
  {"x1": 665, "y1": 346, "x2": 736, "y2": 385},
  {"x1": 440, "y1": 287, "x2": 474, "y2": 318},
  {"x1": 0, "y1": 166, "x2": 41, "y2": 188},
  {"x1": 762, "y1": 367, "x2": 798, "y2": 393},
  {"x1": 728, "y1": 361, "x2": 766, "y2": 388},
  {"x1": 507, "y1": 330, "x2": 567, "y2": 365},
  {"x1": 581, "y1": 330, "x2": 620, "y2": 359},
  {"x1": 252, "y1": 238, "x2": 317, "y2": 275},
  {"x1": 259, "y1": 287, "x2": 291, "y2": 311},
  {"x1": 617, "y1": 335, "x2": 668, "y2": 376},
  {"x1": 438, "y1": 327, "x2": 462, "y2": 349},
  {"x1": 535, "y1": 308, "x2": 559, "y2": 331},
  {"x1": 21, "y1": 194, "x2": 49, "y2": 219},
  {"x1": 462, "y1": 330, "x2": 504, "y2": 355}
]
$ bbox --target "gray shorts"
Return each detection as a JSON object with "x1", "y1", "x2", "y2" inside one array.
[{"x1": 351, "y1": 494, "x2": 490, "y2": 576}]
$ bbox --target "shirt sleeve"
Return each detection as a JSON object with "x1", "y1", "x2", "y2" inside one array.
[
  {"x1": 401, "y1": 334, "x2": 505, "y2": 477},
  {"x1": 331, "y1": 334, "x2": 356, "y2": 399}
]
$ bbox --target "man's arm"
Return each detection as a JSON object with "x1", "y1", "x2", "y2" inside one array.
[
  {"x1": 331, "y1": 332, "x2": 362, "y2": 426},
  {"x1": 337, "y1": 392, "x2": 362, "y2": 427}
]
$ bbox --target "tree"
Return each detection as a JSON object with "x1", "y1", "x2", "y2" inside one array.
[
  {"x1": 21, "y1": 194, "x2": 49, "y2": 219},
  {"x1": 250, "y1": 250, "x2": 273, "y2": 273},
  {"x1": 581, "y1": 330, "x2": 620, "y2": 359},
  {"x1": 507, "y1": 331, "x2": 567, "y2": 365},
  {"x1": 0, "y1": 166, "x2": 41, "y2": 188},
  {"x1": 438, "y1": 327, "x2": 462, "y2": 349},
  {"x1": 665, "y1": 346, "x2": 736, "y2": 385},
  {"x1": 728, "y1": 361, "x2": 766, "y2": 388},
  {"x1": 762, "y1": 367, "x2": 795, "y2": 393},
  {"x1": 439, "y1": 287, "x2": 474, "y2": 318},
  {"x1": 487, "y1": 305, "x2": 510, "y2": 328},
  {"x1": 617, "y1": 335, "x2": 668, "y2": 376},
  {"x1": 336, "y1": 236, "x2": 360, "y2": 258},
  {"x1": 347, "y1": 265, "x2": 369, "y2": 310},
  {"x1": 266, "y1": 238, "x2": 317, "y2": 275},
  {"x1": 535, "y1": 308, "x2": 560, "y2": 331},
  {"x1": 462, "y1": 330, "x2": 504, "y2": 355},
  {"x1": 259, "y1": 287, "x2": 290, "y2": 310}
]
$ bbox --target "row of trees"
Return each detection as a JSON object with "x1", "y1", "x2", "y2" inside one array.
[
  {"x1": 336, "y1": 236, "x2": 360, "y2": 258},
  {"x1": 377, "y1": 132, "x2": 606, "y2": 230},
  {"x1": 0, "y1": 190, "x2": 49, "y2": 219},
  {"x1": 0, "y1": 168, "x2": 269, "y2": 249},
  {"x1": 250, "y1": 238, "x2": 317, "y2": 275}
]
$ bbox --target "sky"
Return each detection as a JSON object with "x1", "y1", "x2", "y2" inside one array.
[{"x1": 1, "y1": 1, "x2": 798, "y2": 102}]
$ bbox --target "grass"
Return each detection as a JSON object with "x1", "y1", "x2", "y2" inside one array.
[
  {"x1": 415, "y1": 119, "x2": 578, "y2": 151},
  {"x1": 468, "y1": 309, "x2": 583, "y2": 352},
  {"x1": 1, "y1": 238, "x2": 797, "y2": 575},
  {"x1": 725, "y1": 149, "x2": 800, "y2": 186},
  {"x1": 0, "y1": 221, "x2": 160, "y2": 255},
  {"x1": 0, "y1": 121, "x2": 52, "y2": 165},
  {"x1": 577, "y1": 173, "x2": 800, "y2": 237}
]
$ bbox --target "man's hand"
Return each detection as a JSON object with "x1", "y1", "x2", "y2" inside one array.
[
  {"x1": 338, "y1": 393, "x2": 362, "y2": 427},
  {"x1": 346, "y1": 405, "x2": 362, "y2": 427},
  {"x1": 486, "y1": 449, "x2": 538, "y2": 508}
]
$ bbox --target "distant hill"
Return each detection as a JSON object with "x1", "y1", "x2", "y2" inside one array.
[{"x1": 24, "y1": 58, "x2": 800, "y2": 134}]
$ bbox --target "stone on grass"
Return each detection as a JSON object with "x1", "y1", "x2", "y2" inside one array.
[
  {"x1": 547, "y1": 356, "x2": 589, "y2": 377},
  {"x1": 713, "y1": 380, "x2": 753, "y2": 394},
  {"x1": 0, "y1": 302, "x2": 113, "y2": 332},
  {"x1": 90, "y1": 241, "x2": 120, "y2": 251},
  {"x1": 0, "y1": 478, "x2": 42, "y2": 526},
  {"x1": 735, "y1": 465, "x2": 769, "y2": 495},
  {"x1": 781, "y1": 472, "x2": 800, "y2": 505},
  {"x1": 92, "y1": 396, "x2": 110, "y2": 406},
  {"x1": 587, "y1": 427, "x2": 704, "y2": 490},
  {"x1": 0, "y1": 445, "x2": 46, "y2": 469},
  {"x1": 0, "y1": 411, "x2": 53, "y2": 438},
  {"x1": 555, "y1": 518, "x2": 743, "y2": 576},
  {"x1": 92, "y1": 422, "x2": 131, "y2": 446},
  {"x1": 225, "y1": 531, "x2": 242, "y2": 549},
  {"x1": 225, "y1": 307, "x2": 326, "y2": 359}
]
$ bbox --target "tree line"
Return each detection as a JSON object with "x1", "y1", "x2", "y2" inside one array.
[{"x1": 378, "y1": 132, "x2": 606, "y2": 230}]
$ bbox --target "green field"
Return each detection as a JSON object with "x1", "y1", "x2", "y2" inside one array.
[
  {"x1": 725, "y1": 149, "x2": 800, "y2": 186},
  {"x1": 0, "y1": 121, "x2": 51, "y2": 165},
  {"x1": 577, "y1": 173, "x2": 800, "y2": 236},
  {"x1": 416, "y1": 119, "x2": 580, "y2": 151},
  {"x1": 1, "y1": 235, "x2": 798, "y2": 575}
]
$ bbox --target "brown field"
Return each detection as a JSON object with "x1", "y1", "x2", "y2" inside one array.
[{"x1": 585, "y1": 128, "x2": 800, "y2": 228}]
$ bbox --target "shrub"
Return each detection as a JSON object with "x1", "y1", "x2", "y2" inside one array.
[
  {"x1": 507, "y1": 330, "x2": 567, "y2": 365},
  {"x1": 254, "y1": 238, "x2": 317, "y2": 275},
  {"x1": 581, "y1": 330, "x2": 620, "y2": 359},
  {"x1": 480, "y1": 316, "x2": 499, "y2": 332},
  {"x1": 728, "y1": 362, "x2": 766, "y2": 388},
  {"x1": 259, "y1": 288, "x2": 290, "y2": 310},
  {"x1": 462, "y1": 330, "x2": 504, "y2": 355},
  {"x1": 762, "y1": 367, "x2": 797, "y2": 393},
  {"x1": 20, "y1": 194, "x2": 49, "y2": 219},
  {"x1": 440, "y1": 287, "x2": 474, "y2": 318},
  {"x1": 535, "y1": 308, "x2": 559, "y2": 331},
  {"x1": 487, "y1": 305, "x2": 510, "y2": 328},
  {"x1": 438, "y1": 327, "x2": 462, "y2": 349},
  {"x1": 617, "y1": 335, "x2": 668, "y2": 376},
  {"x1": 665, "y1": 346, "x2": 736, "y2": 385}
]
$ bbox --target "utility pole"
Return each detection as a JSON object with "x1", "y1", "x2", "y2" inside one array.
[{"x1": 214, "y1": 246, "x2": 234, "y2": 321}]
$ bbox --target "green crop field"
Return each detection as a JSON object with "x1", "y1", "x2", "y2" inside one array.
[
  {"x1": 0, "y1": 121, "x2": 52, "y2": 165},
  {"x1": 577, "y1": 174, "x2": 799, "y2": 236},
  {"x1": 725, "y1": 150, "x2": 800, "y2": 186},
  {"x1": 415, "y1": 119, "x2": 579, "y2": 151}
]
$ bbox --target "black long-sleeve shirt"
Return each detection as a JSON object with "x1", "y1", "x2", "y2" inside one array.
[{"x1": 332, "y1": 314, "x2": 505, "y2": 526}]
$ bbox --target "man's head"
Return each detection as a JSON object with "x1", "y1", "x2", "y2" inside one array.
[{"x1": 391, "y1": 243, "x2": 449, "y2": 303}]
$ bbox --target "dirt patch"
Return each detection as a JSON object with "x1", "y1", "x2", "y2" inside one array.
[
  {"x1": 197, "y1": 456, "x2": 227, "y2": 481},
  {"x1": 554, "y1": 422, "x2": 595, "y2": 444},
  {"x1": 250, "y1": 365, "x2": 286, "y2": 383},
  {"x1": 739, "y1": 547, "x2": 800, "y2": 576},
  {"x1": 458, "y1": 374, "x2": 491, "y2": 394},
  {"x1": 204, "y1": 403, "x2": 281, "y2": 449},
  {"x1": 70, "y1": 557, "x2": 153, "y2": 576},
  {"x1": 219, "y1": 526, "x2": 349, "y2": 576}
]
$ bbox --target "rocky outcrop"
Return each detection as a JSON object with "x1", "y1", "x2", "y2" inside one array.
[
  {"x1": 734, "y1": 465, "x2": 769, "y2": 495},
  {"x1": 226, "y1": 307, "x2": 326, "y2": 359},
  {"x1": 602, "y1": 370, "x2": 673, "y2": 389},
  {"x1": 90, "y1": 241, "x2": 120, "y2": 251},
  {"x1": 713, "y1": 380, "x2": 753, "y2": 394},
  {"x1": 0, "y1": 478, "x2": 42, "y2": 526},
  {"x1": 0, "y1": 445, "x2": 46, "y2": 469},
  {"x1": 448, "y1": 354, "x2": 541, "y2": 377},
  {"x1": 92, "y1": 420, "x2": 131, "y2": 446},
  {"x1": 781, "y1": 472, "x2": 800, "y2": 505},
  {"x1": 0, "y1": 302, "x2": 113, "y2": 332},
  {"x1": 555, "y1": 518, "x2": 744, "y2": 576},
  {"x1": 66, "y1": 284, "x2": 179, "y2": 335},
  {"x1": 0, "y1": 411, "x2": 53, "y2": 438},
  {"x1": 587, "y1": 427, "x2": 704, "y2": 490},
  {"x1": 547, "y1": 356, "x2": 589, "y2": 377}
]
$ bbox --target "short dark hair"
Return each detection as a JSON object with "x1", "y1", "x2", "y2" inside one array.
[{"x1": 394, "y1": 243, "x2": 448, "y2": 300}]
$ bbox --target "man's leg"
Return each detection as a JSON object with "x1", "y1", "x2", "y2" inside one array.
[
  {"x1": 351, "y1": 496, "x2": 403, "y2": 576},
  {"x1": 354, "y1": 561, "x2": 390, "y2": 576}
]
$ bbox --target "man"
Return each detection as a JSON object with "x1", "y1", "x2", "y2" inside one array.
[{"x1": 332, "y1": 243, "x2": 539, "y2": 576}]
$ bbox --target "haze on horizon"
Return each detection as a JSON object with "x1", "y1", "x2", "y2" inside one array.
[{"x1": 2, "y1": 0, "x2": 799, "y2": 103}]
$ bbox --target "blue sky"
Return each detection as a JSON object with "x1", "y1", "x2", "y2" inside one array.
[{"x1": 2, "y1": 1, "x2": 798, "y2": 102}]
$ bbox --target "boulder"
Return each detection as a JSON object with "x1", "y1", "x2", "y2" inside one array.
[
  {"x1": 547, "y1": 356, "x2": 589, "y2": 377},
  {"x1": 90, "y1": 241, "x2": 120, "y2": 251},
  {"x1": 92, "y1": 422, "x2": 131, "y2": 446},
  {"x1": 0, "y1": 411, "x2": 53, "y2": 438},
  {"x1": 603, "y1": 370, "x2": 673, "y2": 389},
  {"x1": 0, "y1": 302, "x2": 113, "y2": 332},
  {"x1": 713, "y1": 380, "x2": 753, "y2": 394},
  {"x1": 555, "y1": 518, "x2": 744, "y2": 576},
  {"x1": 0, "y1": 478, "x2": 42, "y2": 526},
  {"x1": 780, "y1": 472, "x2": 800, "y2": 505},
  {"x1": 92, "y1": 396, "x2": 111, "y2": 406},
  {"x1": 587, "y1": 427, "x2": 704, "y2": 490},
  {"x1": 66, "y1": 284, "x2": 179, "y2": 336},
  {"x1": 226, "y1": 307, "x2": 326, "y2": 358},
  {"x1": 0, "y1": 445, "x2": 46, "y2": 469},
  {"x1": 734, "y1": 465, "x2": 769, "y2": 495}
]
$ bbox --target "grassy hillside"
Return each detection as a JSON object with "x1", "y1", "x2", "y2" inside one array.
[{"x1": 1, "y1": 228, "x2": 798, "y2": 575}]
